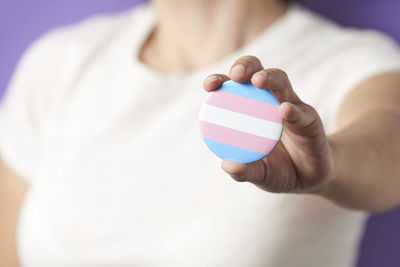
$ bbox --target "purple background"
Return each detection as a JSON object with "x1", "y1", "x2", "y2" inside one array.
[{"x1": 1, "y1": 0, "x2": 399, "y2": 266}]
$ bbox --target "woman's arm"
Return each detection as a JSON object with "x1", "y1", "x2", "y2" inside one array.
[
  {"x1": 322, "y1": 72, "x2": 400, "y2": 212},
  {"x1": 203, "y1": 55, "x2": 400, "y2": 213},
  {"x1": 0, "y1": 159, "x2": 29, "y2": 267}
]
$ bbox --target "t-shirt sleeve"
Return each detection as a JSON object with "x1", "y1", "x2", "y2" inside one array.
[
  {"x1": 318, "y1": 30, "x2": 400, "y2": 134},
  {"x1": 0, "y1": 11, "x2": 141, "y2": 181},
  {"x1": 0, "y1": 31, "x2": 71, "y2": 181}
]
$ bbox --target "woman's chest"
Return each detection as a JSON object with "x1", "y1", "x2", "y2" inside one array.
[
  {"x1": 18, "y1": 110, "x2": 278, "y2": 266},
  {"x1": 18, "y1": 78, "x2": 273, "y2": 265}
]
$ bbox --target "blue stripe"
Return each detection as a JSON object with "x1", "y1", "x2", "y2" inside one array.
[
  {"x1": 218, "y1": 80, "x2": 280, "y2": 106},
  {"x1": 203, "y1": 138, "x2": 267, "y2": 164}
]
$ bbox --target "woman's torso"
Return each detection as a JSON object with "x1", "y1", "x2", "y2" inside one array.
[{"x1": 7, "y1": 3, "x2": 400, "y2": 267}]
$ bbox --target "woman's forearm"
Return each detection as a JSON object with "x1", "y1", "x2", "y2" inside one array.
[
  {"x1": 205, "y1": 56, "x2": 400, "y2": 213},
  {"x1": 321, "y1": 109, "x2": 400, "y2": 212}
]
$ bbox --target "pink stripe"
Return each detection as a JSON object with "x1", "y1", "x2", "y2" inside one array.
[
  {"x1": 206, "y1": 90, "x2": 282, "y2": 123},
  {"x1": 199, "y1": 121, "x2": 279, "y2": 155}
]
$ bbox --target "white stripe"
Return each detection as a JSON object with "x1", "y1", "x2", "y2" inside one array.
[{"x1": 199, "y1": 104, "x2": 283, "y2": 140}]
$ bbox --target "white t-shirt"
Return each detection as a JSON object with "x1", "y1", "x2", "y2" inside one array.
[{"x1": 1, "y1": 3, "x2": 400, "y2": 267}]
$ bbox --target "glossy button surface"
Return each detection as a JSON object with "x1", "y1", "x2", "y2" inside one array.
[{"x1": 199, "y1": 81, "x2": 283, "y2": 164}]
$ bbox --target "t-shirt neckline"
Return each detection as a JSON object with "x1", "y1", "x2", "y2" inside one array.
[{"x1": 126, "y1": 3, "x2": 305, "y2": 82}]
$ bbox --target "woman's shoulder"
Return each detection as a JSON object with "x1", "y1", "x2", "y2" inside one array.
[
  {"x1": 10, "y1": 3, "x2": 153, "y2": 93},
  {"x1": 26, "y1": 3, "x2": 152, "y2": 60},
  {"x1": 292, "y1": 4, "x2": 400, "y2": 60},
  {"x1": 284, "y1": 5, "x2": 400, "y2": 133},
  {"x1": 282, "y1": 4, "x2": 400, "y2": 89},
  {"x1": 3, "y1": 3, "x2": 154, "y2": 120}
]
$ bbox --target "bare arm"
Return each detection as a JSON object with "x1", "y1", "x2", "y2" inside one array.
[
  {"x1": 0, "y1": 159, "x2": 29, "y2": 267},
  {"x1": 323, "y1": 73, "x2": 400, "y2": 212},
  {"x1": 204, "y1": 55, "x2": 400, "y2": 213}
]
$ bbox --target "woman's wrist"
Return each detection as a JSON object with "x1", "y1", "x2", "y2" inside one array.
[{"x1": 313, "y1": 136, "x2": 348, "y2": 205}]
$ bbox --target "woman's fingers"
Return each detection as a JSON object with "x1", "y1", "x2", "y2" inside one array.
[
  {"x1": 279, "y1": 102, "x2": 323, "y2": 138},
  {"x1": 221, "y1": 160, "x2": 265, "y2": 184},
  {"x1": 250, "y1": 68, "x2": 323, "y2": 137},
  {"x1": 204, "y1": 62, "x2": 322, "y2": 142},
  {"x1": 203, "y1": 74, "x2": 230, "y2": 92},
  {"x1": 279, "y1": 102, "x2": 314, "y2": 128},
  {"x1": 203, "y1": 60, "x2": 328, "y2": 192},
  {"x1": 251, "y1": 68, "x2": 301, "y2": 104},
  {"x1": 229, "y1": 55, "x2": 264, "y2": 83}
]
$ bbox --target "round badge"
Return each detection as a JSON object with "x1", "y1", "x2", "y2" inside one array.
[{"x1": 199, "y1": 80, "x2": 283, "y2": 164}]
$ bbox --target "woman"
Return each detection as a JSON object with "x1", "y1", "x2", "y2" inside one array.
[{"x1": 1, "y1": 0, "x2": 400, "y2": 266}]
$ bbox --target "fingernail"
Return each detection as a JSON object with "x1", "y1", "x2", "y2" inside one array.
[
  {"x1": 252, "y1": 71, "x2": 268, "y2": 88},
  {"x1": 231, "y1": 174, "x2": 244, "y2": 182},
  {"x1": 231, "y1": 64, "x2": 246, "y2": 75},
  {"x1": 253, "y1": 71, "x2": 266, "y2": 82},
  {"x1": 258, "y1": 70, "x2": 268, "y2": 78},
  {"x1": 205, "y1": 75, "x2": 219, "y2": 83}
]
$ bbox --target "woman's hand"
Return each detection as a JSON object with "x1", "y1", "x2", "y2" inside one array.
[{"x1": 203, "y1": 55, "x2": 336, "y2": 194}]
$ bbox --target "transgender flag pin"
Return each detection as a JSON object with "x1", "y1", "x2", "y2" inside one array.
[{"x1": 199, "y1": 80, "x2": 283, "y2": 164}]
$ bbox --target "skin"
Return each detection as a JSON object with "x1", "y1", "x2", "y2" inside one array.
[
  {"x1": 0, "y1": 161, "x2": 28, "y2": 267},
  {"x1": 141, "y1": 0, "x2": 288, "y2": 73},
  {"x1": 1, "y1": 0, "x2": 400, "y2": 265},
  {"x1": 203, "y1": 58, "x2": 400, "y2": 212}
]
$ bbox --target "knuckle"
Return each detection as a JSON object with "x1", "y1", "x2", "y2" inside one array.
[
  {"x1": 303, "y1": 103, "x2": 317, "y2": 115},
  {"x1": 270, "y1": 68, "x2": 289, "y2": 82},
  {"x1": 269, "y1": 68, "x2": 285, "y2": 76},
  {"x1": 280, "y1": 70, "x2": 289, "y2": 79}
]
